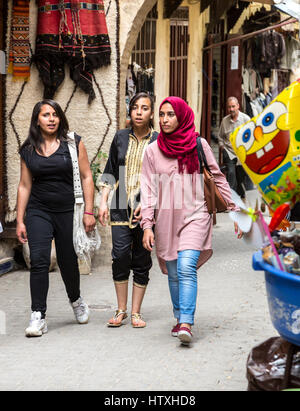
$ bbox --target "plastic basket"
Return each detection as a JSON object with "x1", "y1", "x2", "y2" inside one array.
[{"x1": 253, "y1": 251, "x2": 300, "y2": 347}]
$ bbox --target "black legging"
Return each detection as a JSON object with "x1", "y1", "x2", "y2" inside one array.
[{"x1": 26, "y1": 208, "x2": 80, "y2": 318}]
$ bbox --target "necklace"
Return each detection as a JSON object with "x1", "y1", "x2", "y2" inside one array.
[{"x1": 43, "y1": 139, "x2": 59, "y2": 156}]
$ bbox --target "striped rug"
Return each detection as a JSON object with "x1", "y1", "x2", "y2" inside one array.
[{"x1": 8, "y1": 0, "x2": 30, "y2": 81}]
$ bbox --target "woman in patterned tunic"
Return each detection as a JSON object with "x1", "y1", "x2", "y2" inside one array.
[{"x1": 99, "y1": 92, "x2": 158, "y2": 328}]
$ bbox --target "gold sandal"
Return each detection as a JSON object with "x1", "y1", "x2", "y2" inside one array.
[
  {"x1": 131, "y1": 313, "x2": 146, "y2": 328},
  {"x1": 107, "y1": 310, "x2": 128, "y2": 327}
]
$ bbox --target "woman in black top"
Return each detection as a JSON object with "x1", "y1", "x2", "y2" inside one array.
[
  {"x1": 99, "y1": 92, "x2": 158, "y2": 328},
  {"x1": 17, "y1": 99, "x2": 95, "y2": 337}
]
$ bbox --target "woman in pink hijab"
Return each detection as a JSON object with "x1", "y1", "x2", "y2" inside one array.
[{"x1": 141, "y1": 97, "x2": 239, "y2": 345}]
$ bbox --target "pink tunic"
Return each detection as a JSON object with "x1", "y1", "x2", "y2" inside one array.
[{"x1": 140, "y1": 138, "x2": 239, "y2": 274}]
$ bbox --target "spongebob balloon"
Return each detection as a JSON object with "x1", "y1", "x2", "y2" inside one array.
[{"x1": 230, "y1": 80, "x2": 300, "y2": 212}]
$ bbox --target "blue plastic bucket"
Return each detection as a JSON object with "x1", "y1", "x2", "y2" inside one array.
[{"x1": 253, "y1": 251, "x2": 300, "y2": 347}]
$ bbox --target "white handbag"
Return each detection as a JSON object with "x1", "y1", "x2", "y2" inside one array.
[{"x1": 67, "y1": 132, "x2": 101, "y2": 266}]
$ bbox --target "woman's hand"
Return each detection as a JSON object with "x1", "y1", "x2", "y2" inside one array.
[
  {"x1": 83, "y1": 214, "x2": 96, "y2": 233},
  {"x1": 99, "y1": 203, "x2": 109, "y2": 227},
  {"x1": 143, "y1": 228, "x2": 155, "y2": 251},
  {"x1": 132, "y1": 204, "x2": 142, "y2": 223},
  {"x1": 234, "y1": 222, "x2": 244, "y2": 239},
  {"x1": 16, "y1": 222, "x2": 27, "y2": 244},
  {"x1": 78, "y1": 140, "x2": 96, "y2": 231}
]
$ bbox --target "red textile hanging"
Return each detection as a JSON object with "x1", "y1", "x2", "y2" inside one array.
[
  {"x1": 8, "y1": 0, "x2": 31, "y2": 82},
  {"x1": 34, "y1": 0, "x2": 111, "y2": 103}
]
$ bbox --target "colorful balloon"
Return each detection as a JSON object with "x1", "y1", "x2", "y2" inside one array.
[{"x1": 230, "y1": 80, "x2": 300, "y2": 212}]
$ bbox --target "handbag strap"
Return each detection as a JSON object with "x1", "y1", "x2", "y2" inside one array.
[
  {"x1": 67, "y1": 132, "x2": 84, "y2": 205},
  {"x1": 196, "y1": 136, "x2": 211, "y2": 174}
]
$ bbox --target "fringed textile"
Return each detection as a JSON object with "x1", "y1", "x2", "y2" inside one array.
[
  {"x1": 34, "y1": 0, "x2": 111, "y2": 103},
  {"x1": 8, "y1": 0, "x2": 31, "y2": 81}
]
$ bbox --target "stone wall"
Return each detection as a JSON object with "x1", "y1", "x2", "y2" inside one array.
[{"x1": 3, "y1": 0, "x2": 159, "y2": 266}]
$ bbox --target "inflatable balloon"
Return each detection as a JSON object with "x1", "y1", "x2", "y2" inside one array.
[{"x1": 230, "y1": 80, "x2": 300, "y2": 212}]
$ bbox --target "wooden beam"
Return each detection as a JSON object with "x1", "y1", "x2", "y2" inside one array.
[
  {"x1": 200, "y1": 0, "x2": 212, "y2": 13},
  {"x1": 164, "y1": 0, "x2": 183, "y2": 19}
]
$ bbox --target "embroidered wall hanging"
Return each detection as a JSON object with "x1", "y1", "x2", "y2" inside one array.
[
  {"x1": 8, "y1": 0, "x2": 31, "y2": 81},
  {"x1": 34, "y1": 0, "x2": 111, "y2": 103}
]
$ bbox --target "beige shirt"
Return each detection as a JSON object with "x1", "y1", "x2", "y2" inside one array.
[{"x1": 218, "y1": 111, "x2": 250, "y2": 160}]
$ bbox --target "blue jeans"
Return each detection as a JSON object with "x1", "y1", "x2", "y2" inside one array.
[{"x1": 166, "y1": 250, "x2": 201, "y2": 325}]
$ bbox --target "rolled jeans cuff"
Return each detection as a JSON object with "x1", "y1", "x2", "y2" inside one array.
[{"x1": 179, "y1": 314, "x2": 194, "y2": 326}]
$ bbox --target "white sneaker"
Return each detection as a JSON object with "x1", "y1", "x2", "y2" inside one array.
[
  {"x1": 71, "y1": 297, "x2": 89, "y2": 324},
  {"x1": 25, "y1": 311, "x2": 48, "y2": 337},
  {"x1": 178, "y1": 327, "x2": 193, "y2": 345}
]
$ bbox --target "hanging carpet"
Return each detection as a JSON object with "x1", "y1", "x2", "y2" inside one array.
[
  {"x1": 8, "y1": 0, "x2": 31, "y2": 82},
  {"x1": 34, "y1": 0, "x2": 111, "y2": 103}
]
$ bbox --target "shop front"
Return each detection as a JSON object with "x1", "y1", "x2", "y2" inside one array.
[{"x1": 201, "y1": 1, "x2": 300, "y2": 161}]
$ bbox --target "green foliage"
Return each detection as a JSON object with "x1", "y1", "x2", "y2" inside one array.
[{"x1": 91, "y1": 151, "x2": 108, "y2": 189}]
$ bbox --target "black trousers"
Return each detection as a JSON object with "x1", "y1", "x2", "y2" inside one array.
[
  {"x1": 223, "y1": 150, "x2": 246, "y2": 199},
  {"x1": 111, "y1": 225, "x2": 152, "y2": 287},
  {"x1": 26, "y1": 208, "x2": 80, "y2": 318}
]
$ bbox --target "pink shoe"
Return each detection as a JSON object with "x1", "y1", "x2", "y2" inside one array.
[
  {"x1": 171, "y1": 323, "x2": 180, "y2": 337},
  {"x1": 178, "y1": 326, "x2": 193, "y2": 345}
]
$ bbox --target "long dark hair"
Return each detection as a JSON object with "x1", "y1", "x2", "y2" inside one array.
[
  {"x1": 129, "y1": 92, "x2": 154, "y2": 129},
  {"x1": 19, "y1": 99, "x2": 69, "y2": 154}
]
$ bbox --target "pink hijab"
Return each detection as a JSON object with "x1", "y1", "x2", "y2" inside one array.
[{"x1": 157, "y1": 97, "x2": 199, "y2": 174}]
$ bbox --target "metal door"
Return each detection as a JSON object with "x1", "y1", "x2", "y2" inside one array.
[{"x1": 169, "y1": 9, "x2": 189, "y2": 101}]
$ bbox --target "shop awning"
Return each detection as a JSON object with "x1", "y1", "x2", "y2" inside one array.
[
  {"x1": 242, "y1": 0, "x2": 274, "y2": 4},
  {"x1": 164, "y1": 0, "x2": 183, "y2": 19},
  {"x1": 203, "y1": 1, "x2": 277, "y2": 32},
  {"x1": 227, "y1": 1, "x2": 251, "y2": 31},
  {"x1": 200, "y1": 0, "x2": 211, "y2": 13},
  {"x1": 201, "y1": 0, "x2": 274, "y2": 15},
  {"x1": 208, "y1": 0, "x2": 242, "y2": 31},
  {"x1": 200, "y1": 0, "x2": 234, "y2": 16}
]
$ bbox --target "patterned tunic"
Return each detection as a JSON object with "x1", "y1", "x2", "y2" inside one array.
[{"x1": 100, "y1": 128, "x2": 158, "y2": 228}]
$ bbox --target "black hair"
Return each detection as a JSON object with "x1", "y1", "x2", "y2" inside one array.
[
  {"x1": 129, "y1": 92, "x2": 154, "y2": 129},
  {"x1": 19, "y1": 99, "x2": 69, "y2": 154}
]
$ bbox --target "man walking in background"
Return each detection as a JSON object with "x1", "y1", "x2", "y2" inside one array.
[{"x1": 218, "y1": 97, "x2": 251, "y2": 199}]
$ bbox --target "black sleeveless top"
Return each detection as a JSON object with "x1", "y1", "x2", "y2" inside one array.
[{"x1": 20, "y1": 134, "x2": 81, "y2": 213}]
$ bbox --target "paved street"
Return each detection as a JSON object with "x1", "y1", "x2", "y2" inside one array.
[{"x1": 0, "y1": 193, "x2": 276, "y2": 391}]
